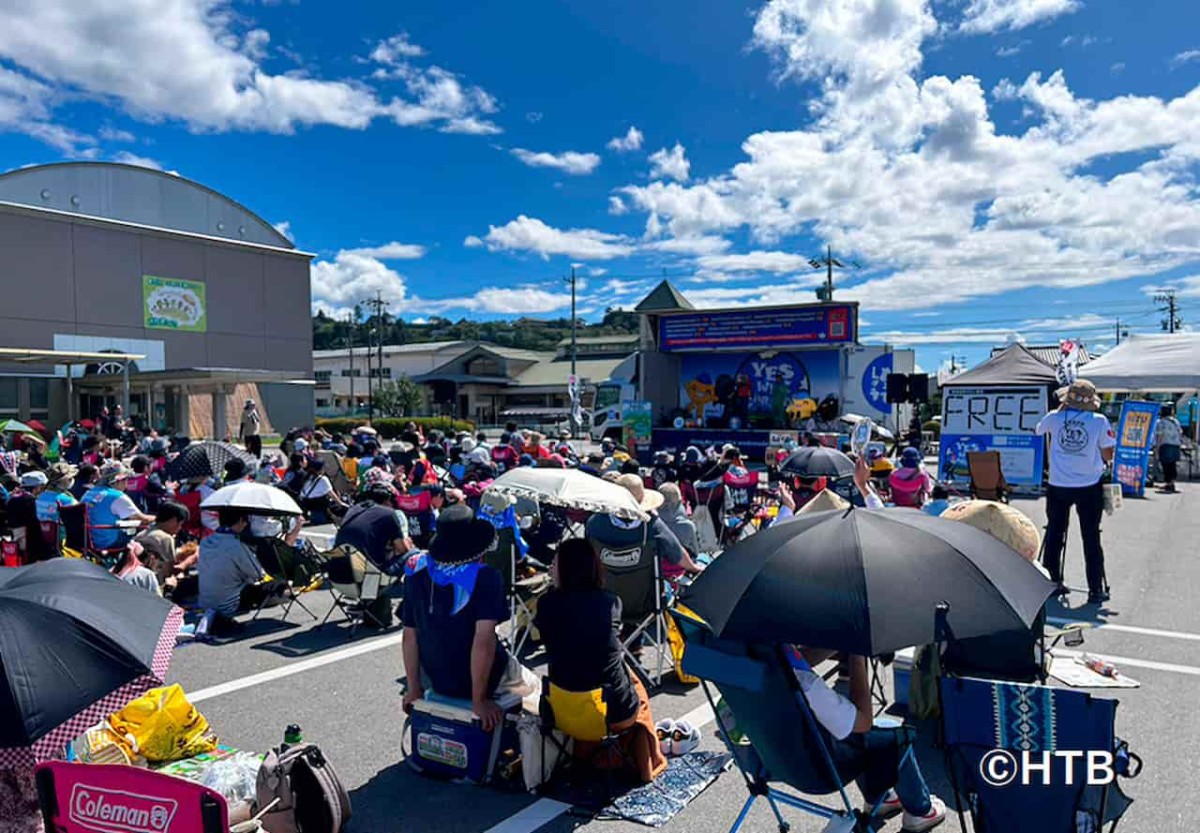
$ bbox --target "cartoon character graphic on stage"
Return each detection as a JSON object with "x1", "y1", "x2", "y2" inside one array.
[{"x1": 684, "y1": 374, "x2": 719, "y2": 422}]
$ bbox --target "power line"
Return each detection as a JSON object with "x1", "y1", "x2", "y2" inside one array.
[{"x1": 1155, "y1": 290, "x2": 1182, "y2": 333}]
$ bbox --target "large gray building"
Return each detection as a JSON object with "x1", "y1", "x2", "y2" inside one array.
[{"x1": 0, "y1": 162, "x2": 314, "y2": 437}]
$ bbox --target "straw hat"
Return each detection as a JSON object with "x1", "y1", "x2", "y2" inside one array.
[
  {"x1": 1057, "y1": 379, "x2": 1101, "y2": 412},
  {"x1": 940, "y1": 500, "x2": 1042, "y2": 562},
  {"x1": 616, "y1": 473, "x2": 664, "y2": 512},
  {"x1": 796, "y1": 488, "x2": 851, "y2": 514},
  {"x1": 98, "y1": 460, "x2": 131, "y2": 485},
  {"x1": 46, "y1": 461, "x2": 78, "y2": 486}
]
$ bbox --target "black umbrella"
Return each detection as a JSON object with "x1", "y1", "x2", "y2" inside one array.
[
  {"x1": 166, "y1": 440, "x2": 257, "y2": 481},
  {"x1": 0, "y1": 559, "x2": 182, "y2": 766},
  {"x1": 679, "y1": 507, "x2": 1054, "y2": 656},
  {"x1": 779, "y1": 446, "x2": 855, "y2": 480}
]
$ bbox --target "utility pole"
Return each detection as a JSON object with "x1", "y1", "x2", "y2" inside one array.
[
  {"x1": 345, "y1": 311, "x2": 355, "y2": 414},
  {"x1": 363, "y1": 291, "x2": 390, "y2": 423},
  {"x1": 564, "y1": 267, "x2": 579, "y2": 435},
  {"x1": 1155, "y1": 290, "x2": 1181, "y2": 333},
  {"x1": 1114, "y1": 318, "x2": 1128, "y2": 345},
  {"x1": 809, "y1": 245, "x2": 858, "y2": 302}
]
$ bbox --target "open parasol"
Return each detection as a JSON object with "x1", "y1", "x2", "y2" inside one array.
[
  {"x1": 201, "y1": 481, "x2": 303, "y2": 516},
  {"x1": 489, "y1": 467, "x2": 648, "y2": 520}
]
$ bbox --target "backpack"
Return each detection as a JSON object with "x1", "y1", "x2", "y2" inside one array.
[{"x1": 256, "y1": 743, "x2": 352, "y2": 833}]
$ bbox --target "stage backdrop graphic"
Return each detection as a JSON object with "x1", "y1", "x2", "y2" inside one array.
[
  {"x1": 678, "y1": 350, "x2": 841, "y2": 429},
  {"x1": 939, "y1": 385, "x2": 1047, "y2": 487}
]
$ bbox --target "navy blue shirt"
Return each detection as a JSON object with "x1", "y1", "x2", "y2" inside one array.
[{"x1": 402, "y1": 563, "x2": 510, "y2": 700}]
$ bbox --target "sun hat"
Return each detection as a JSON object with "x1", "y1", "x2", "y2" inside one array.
[
  {"x1": 20, "y1": 470, "x2": 48, "y2": 488},
  {"x1": 390, "y1": 441, "x2": 415, "y2": 453},
  {"x1": 941, "y1": 500, "x2": 1042, "y2": 562},
  {"x1": 99, "y1": 460, "x2": 131, "y2": 484},
  {"x1": 900, "y1": 447, "x2": 922, "y2": 469},
  {"x1": 796, "y1": 488, "x2": 851, "y2": 514},
  {"x1": 46, "y1": 461, "x2": 78, "y2": 486},
  {"x1": 616, "y1": 473, "x2": 664, "y2": 512},
  {"x1": 1057, "y1": 378, "x2": 1101, "y2": 412},
  {"x1": 428, "y1": 503, "x2": 496, "y2": 564},
  {"x1": 460, "y1": 438, "x2": 476, "y2": 453}
]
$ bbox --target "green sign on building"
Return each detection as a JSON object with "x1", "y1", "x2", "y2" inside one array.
[{"x1": 143, "y1": 275, "x2": 207, "y2": 332}]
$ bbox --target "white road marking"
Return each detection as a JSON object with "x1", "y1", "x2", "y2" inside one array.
[
  {"x1": 1055, "y1": 648, "x2": 1200, "y2": 678},
  {"x1": 1048, "y1": 617, "x2": 1200, "y2": 643},
  {"x1": 480, "y1": 799, "x2": 571, "y2": 833},
  {"x1": 678, "y1": 701, "x2": 715, "y2": 731},
  {"x1": 188, "y1": 632, "x2": 404, "y2": 703}
]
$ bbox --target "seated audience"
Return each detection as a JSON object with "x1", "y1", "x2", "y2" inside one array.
[
  {"x1": 135, "y1": 500, "x2": 195, "y2": 589},
  {"x1": 36, "y1": 462, "x2": 79, "y2": 548},
  {"x1": 402, "y1": 503, "x2": 539, "y2": 730},
  {"x1": 335, "y1": 485, "x2": 414, "y2": 573},
  {"x1": 113, "y1": 540, "x2": 163, "y2": 596},
  {"x1": 83, "y1": 461, "x2": 154, "y2": 550},
  {"x1": 922, "y1": 484, "x2": 951, "y2": 517},
  {"x1": 889, "y1": 448, "x2": 931, "y2": 508},
  {"x1": 535, "y1": 538, "x2": 667, "y2": 784},
  {"x1": 197, "y1": 507, "x2": 278, "y2": 632}
]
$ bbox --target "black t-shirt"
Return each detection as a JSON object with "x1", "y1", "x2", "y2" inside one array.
[
  {"x1": 535, "y1": 588, "x2": 638, "y2": 724},
  {"x1": 335, "y1": 503, "x2": 403, "y2": 567},
  {"x1": 401, "y1": 564, "x2": 510, "y2": 701}
]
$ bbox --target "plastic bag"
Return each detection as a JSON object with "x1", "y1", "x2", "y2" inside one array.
[
  {"x1": 108, "y1": 684, "x2": 217, "y2": 763},
  {"x1": 516, "y1": 713, "x2": 568, "y2": 793},
  {"x1": 200, "y1": 752, "x2": 263, "y2": 804}
]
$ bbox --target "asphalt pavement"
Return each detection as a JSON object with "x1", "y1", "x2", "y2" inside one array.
[{"x1": 165, "y1": 484, "x2": 1200, "y2": 833}]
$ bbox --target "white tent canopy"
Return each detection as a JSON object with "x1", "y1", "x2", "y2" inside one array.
[{"x1": 1082, "y1": 333, "x2": 1200, "y2": 392}]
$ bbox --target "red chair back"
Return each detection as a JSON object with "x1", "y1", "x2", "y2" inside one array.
[
  {"x1": 35, "y1": 761, "x2": 228, "y2": 833},
  {"x1": 175, "y1": 491, "x2": 207, "y2": 539}
]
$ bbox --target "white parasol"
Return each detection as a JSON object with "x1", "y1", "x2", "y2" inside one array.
[
  {"x1": 201, "y1": 481, "x2": 303, "y2": 516},
  {"x1": 489, "y1": 467, "x2": 648, "y2": 520}
]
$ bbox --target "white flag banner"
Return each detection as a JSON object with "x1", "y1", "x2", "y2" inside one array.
[{"x1": 1056, "y1": 340, "x2": 1080, "y2": 386}]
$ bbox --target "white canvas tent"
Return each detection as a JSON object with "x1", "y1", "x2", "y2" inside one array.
[{"x1": 1082, "y1": 333, "x2": 1200, "y2": 392}]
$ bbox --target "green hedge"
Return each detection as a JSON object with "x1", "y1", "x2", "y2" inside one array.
[{"x1": 315, "y1": 416, "x2": 476, "y2": 439}]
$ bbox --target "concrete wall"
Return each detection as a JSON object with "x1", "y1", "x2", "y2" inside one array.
[{"x1": 0, "y1": 204, "x2": 312, "y2": 376}]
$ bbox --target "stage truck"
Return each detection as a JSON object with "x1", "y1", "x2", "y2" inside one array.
[{"x1": 624, "y1": 284, "x2": 917, "y2": 463}]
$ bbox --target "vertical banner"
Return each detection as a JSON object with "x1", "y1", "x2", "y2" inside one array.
[
  {"x1": 1114, "y1": 400, "x2": 1159, "y2": 497},
  {"x1": 622, "y1": 400, "x2": 652, "y2": 452}
]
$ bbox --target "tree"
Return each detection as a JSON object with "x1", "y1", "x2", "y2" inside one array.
[{"x1": 372, "y1": 375, "x2": 423, "y2": 417}]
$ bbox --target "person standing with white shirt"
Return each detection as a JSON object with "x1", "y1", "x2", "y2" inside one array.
[{"x1": 1035, "y1": 379, "x2": 1116, "y2": 604}]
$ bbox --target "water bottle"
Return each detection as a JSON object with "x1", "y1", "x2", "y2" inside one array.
[
  {"x1": 1081, "y1": 653, "x2": 1117, "y2": 678},
  {"x1": 284, "y1": 724, "x2": 303, "y2": 747}
]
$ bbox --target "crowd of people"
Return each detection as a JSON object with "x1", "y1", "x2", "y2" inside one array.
[{"x1": 6, "y1": 388, "x2": 1138, "y2": 832}]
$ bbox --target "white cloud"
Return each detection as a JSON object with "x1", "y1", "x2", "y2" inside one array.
[
  {"x1": 648, "y1": 143, "x2": 690, "y2": 181},
  {"x1": 868, "y1": 313, "x2": 1114, "y2": 345},
  {"x1": 427, "y1": 286, "x2": 573, "y2": 315},
  {"x1": 273, "y1": 220, "x2": 293, "y2": 242},
  {"x1": 311, "y1": 249, "x2": 411, "y2": 317},
  {"x1": 615, "y1": 0, "x2": 1200, "y2": 313},
  {"x1": 525, "y1": 111, "x2": 543, "y2": 123},
  {"x1": 0, "y1": 5, "x2": 502, "y2": 149},
  {"x1": 370, "y1": 33, "x2": 425, "y2": 64},
  {"x1": 1172, "y1": 50, "x2": 1200, "y2": 68},
  {"x1": 958, "y1": 0, "x2": 1081, "y2": 34},
  {"x1": 643, "y1": 236, "x2": 733, "y2": 256},
  {"x1": 99, "y1": 125, "x2": 135, "y2": 142},
  {"x1": 111, "y1": 151, "x2": 163, "y2": 170},
  {"x1": 511, "y1": 148, "x2": 601, "y2": 175},
  {"x1": 467, "y1": 215, "x2": 636, "y2": 260},
  {"x1": 607, "y1": 195, "x2": 628, "y2": 215},
  {"x1": 606, "y1": 126, "x2": 644, "y2": 152},
  {"x1": 697, "y1": 251, "x2": 818, "y2": 273},
  {"x1": 343, "y1": 241, "x2": 426, "y2": 260}
]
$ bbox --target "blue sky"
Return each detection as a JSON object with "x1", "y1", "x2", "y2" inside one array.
[{"x1": 0, "y1": 0, "x2": 1198, "y2": 372}]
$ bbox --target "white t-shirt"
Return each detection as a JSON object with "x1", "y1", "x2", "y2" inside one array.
[
  {"x1": 1036, "y1": 409, "x2": 1116, "y2": 488},
  {"x1": 110, "y1": 493, "x2": 141, "y2": 520},
  {"x1": 796, "y1": 669, "x2": 858, "y2": 741},
  {"x1": 301, "y1": 475, "x2": 333, "y2": 500}
]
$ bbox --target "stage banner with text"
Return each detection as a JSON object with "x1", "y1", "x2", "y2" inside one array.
[
  {"x1": 939, "y1": 386, "x2": 1047, "y2": 486},
  {"x1": 659, "y1": 304, "x2": 856, "y2": 352},
  {"x1": 678, "y1": 349, "x2": 841, "y2": 430},
  {"x1": 1114, "y1": 400, "x2": 1159, "y2": 497}
]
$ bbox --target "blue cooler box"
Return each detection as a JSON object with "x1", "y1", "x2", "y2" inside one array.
[{"x1": 406, "y1": 691, "x2": 521, "y2": 784}]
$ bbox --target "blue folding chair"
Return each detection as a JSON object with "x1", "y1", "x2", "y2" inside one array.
[
  {"x1": 674, "y1": 611, "x2": 904, "y2": 833},
  {"x1": 939, "y1": 675, "x2": 1137, "y2": 832}
]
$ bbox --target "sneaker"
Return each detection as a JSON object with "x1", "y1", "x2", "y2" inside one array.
[
  {"x1": 1052, "y1": 583, "x2": 1070, "y2": 597},
  {"x1": 867, "y1": 789, "x2": 903, "y2": 820},
  {"x1": 902, "y1": 796, "x2": 947, "y2": 832},
  {"x1": 1087, "y1": 590, "x2": 1110, "y2": 605}
]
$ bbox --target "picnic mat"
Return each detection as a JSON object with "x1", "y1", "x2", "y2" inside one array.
[
  {"x1": 601, "y1": 751, "x2": 731, "y2": 827},
  {"x1": 1049, "y1": 656, "x2": 1140, "y2": 689}
]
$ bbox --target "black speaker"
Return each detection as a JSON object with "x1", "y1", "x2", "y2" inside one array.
[
  {"x1": 908, "y1": 374, "x2": 929, "y2": 403},
  {"x1": 886, "y1": 373, "x2": 909, "y2": 404}
]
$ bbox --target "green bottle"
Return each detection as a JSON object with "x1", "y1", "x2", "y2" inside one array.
[{"x1": 284, "y1": 724, "x2": 303, "y2": 746}]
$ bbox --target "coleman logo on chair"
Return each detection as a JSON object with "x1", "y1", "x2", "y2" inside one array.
[
  {"x1": 69, "y1": 784, "x2": 178, "y2": 833},
  {"x1": 599, "y1": 546, "x2": 642, "y2": 568}
]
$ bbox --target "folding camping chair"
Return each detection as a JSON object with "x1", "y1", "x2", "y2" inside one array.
[
  {"x1": 396, "y1": 490, "x2": 436, "y2": 549},
  {"x1": 939, "y1": 675, "x2": 1137, "y2": 832},
  {"x1": 175, "y1": 489, "x2": 210, "y2": 540},
  {"x1": 539, "y1": 681, "x2": 642, "y2": 806},
  {"x1": 720, "y1": 469, "x2": 761, "y2": 548},
  {"x1": 319, "y1": 543, "x2": 398, "y2": 637},
  {"x1": 36, "y1": 761, "x2": 229, "y2": 833},
  {"x1": 59, "y1": 502, "x2": 131, "y2": 568},
  {"x1": 482, "y1": 518, "x2": 548, "y2": 655},
  {"x1": 251, "y1": 535, "x2": 322, "y2": 622},
  {"x1": 673, "y1": 612, "x2": 901, "y2": 833},
  {"x1": 968, "y1": 450, "x2": 1011, "y2": 502},
  {"x1": 599, "y1": 526, "x2": 670, "y2": 688}
]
